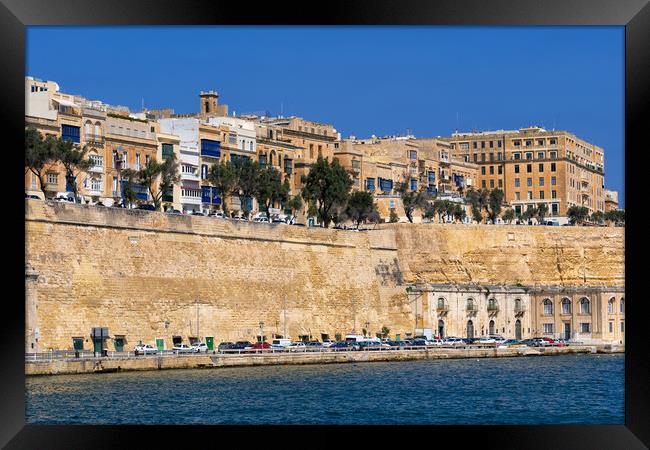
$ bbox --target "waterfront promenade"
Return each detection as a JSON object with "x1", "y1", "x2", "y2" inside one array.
[{"x1": 25, "y1": 344, "x2": 623, "y2": 376}]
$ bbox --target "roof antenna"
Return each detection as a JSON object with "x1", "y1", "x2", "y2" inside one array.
[{"x1": 280, "y1": 102, "x2": 283, "y2": 117}]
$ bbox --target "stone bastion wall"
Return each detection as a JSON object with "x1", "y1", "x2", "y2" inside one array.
[{"x1": 24, "y1": 201, "x2": 624, "y2": 350}]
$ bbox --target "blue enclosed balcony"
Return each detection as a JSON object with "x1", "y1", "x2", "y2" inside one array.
[
  {"x1": 201, "y1": 186, "x2": 222, "y2": 205},
  {"x1": 200, "y1": 139, "x2": 221, "y2": 158}
]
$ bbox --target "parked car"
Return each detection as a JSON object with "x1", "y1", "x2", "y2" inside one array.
[
  {"x1": 358, "y1": 341, "x2": 383, "y2": 351},
  {"x1": 231, "y1": 341, "x2": 254, "y2": 350},
  {"x1": 208, "y1": 211, "x2": 225, "y2": 218},
  {"x1": 166, "y1": 209, "x2": 182, "y2": 215},
  {"x1": 443, "y1": 337, "x2": 465, "y2": 347},
  {"x1": 270, "y1": 338, "x2": 292, "y2": 348},
  {"x1": 541, "y1": 337, "x2": 562, "y2": 347},
  {"x1": 136, "y1": 204, "x2": 156, "y2": 211},
  {"x1": 25, "y1": 194, "x2": 42, "y2": 200},
  {"x1": 554, "y1": 339, "x2": 569, "y2": 347},
  {"x1": 477, "y1": 336, "x2": 496, "y2": 345},
  {"x1": 306, "y1": 341, "x2": 323, "y2": 348},
  {"x1": 488, "y1": 335, "x2": 506, "y2": 343},
  {"x1": 253, "y1": 216, "x2": 270, "y2": 223},
  {"x1": 251, "y1": 342, "x2": 271, "y2": 350},
  {"x1": 54, "y1": 195, "x2": 75, "y2": 203},
  {"x1": 271, "y1": 218, "x2": 286, "y2": 224},
  {"x1": 411, "y1": 338, "x2": 427, "y2": 347},
  {"x1": 191, "y1": 342, "x2": 209, "y2": 353},
  {"x1": 463, "y1": 338, "x2": 478, "y2": 345},
  {"x1": 321, "y1": 339, "x2": 336, "y2": 348},
  {"x1": 134, "y1": 344, "x2": 158, "y2": 355},
  {"x1": 529, "y1": 337, "x2": 550, "y2": 347},
  {"x1": 497, "y1": 339, "x2": 524, "y2": 349},
  {"x1": 172, "y1": 344, "x2": 194, "y2": 354},
  {"x1": 218, "y1": 342, "x2": 234, "y2": 351},
  {"x1": 190, "y1": 210, "x2": 205, "y2": 216},
  {"x1": 330, "y1": 341, "x2": 351, "y2": 351},
  {"x1": 289, "y1": 341, "x2": 307, "y2": 352}
]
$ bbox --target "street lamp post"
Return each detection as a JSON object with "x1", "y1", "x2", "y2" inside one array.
[{"x1": 259, "y1": 321, "x2": 264, "y2": 343}]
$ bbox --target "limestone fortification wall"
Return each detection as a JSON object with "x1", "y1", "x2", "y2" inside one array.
[{"x1": 25, "y1": 201, "x2": 624, "y2": 350}]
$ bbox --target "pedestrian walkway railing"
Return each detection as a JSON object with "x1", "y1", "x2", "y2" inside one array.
[{"x1": 26, "y1": 343, "x2": 589, "y2": 362}]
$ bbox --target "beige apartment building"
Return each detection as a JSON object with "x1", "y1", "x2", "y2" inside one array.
[{"x1": 445, "y1": 127, "x2": 606, "y2": 219}]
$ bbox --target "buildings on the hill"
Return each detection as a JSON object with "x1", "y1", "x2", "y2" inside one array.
[{"x1": 25, "y1": 76, "x2": 619, "y2": 223}]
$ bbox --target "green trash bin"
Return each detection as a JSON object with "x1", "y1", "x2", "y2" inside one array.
[{"x1": 205, "y1": 336, "x2": 214, "y2": 351}]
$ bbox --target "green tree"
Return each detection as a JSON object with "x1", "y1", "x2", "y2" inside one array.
[
  {"x1": 300, "y1": 156, "x2": 353, "y2": 228},
  {"x1": 453, "y1": 203, "x2": 466, "y2": 223},
  {"x1": 605, "y1": 209, "x2": 625, "y2": 226},
  {"x1": 207, "y1": 160, "x2": 238, "y2": 216},
  {"x1": 119, "y1": 168, "x2": 139, "y2": 208},
  {"x1": 285, "y1": 194, "x2": 303, "y2": 219},
  {"x1": 521, "y1": 206, "x2": 538, "y2": 223},
  {"x1": 486, "y1": 189, "x2": 505, "y2": 222},
  {"x1": 396, "y1": 181, "x2": 430, "y2": 223},
  {"x1": 346, "y1": 191, "x2": 377, "y2": 229},
  {"x1": 502, "y1": 209, "x2": 515, "y2": 224},
  {"x1": 389, "y1": 208, "x2": 399, "y2": 223},
  {"x1": 466, "y1": 188, "x2": 488, "y2": 223},
  {"x1": 232, "y1": 158, "x2": 261, "y2": 218},
  {"x1": 53, "y1": 138, "x2": 94, "y2": 199},
  {"x1": 256, "y1": 167, "x2": 289, "y2": 219},
  {"x1": 423, "y1": 202, "x2": 437, "y2": 222},
  {"x1": 567, "y1": 205, "x2": 589, "y2": 225},
  {"x1": 25, "y1": 127, "x2": 56, "y2": 196},
  {"x1": 536, "y1": 203, "x2": 549, "y2": 224},
  {"x1": 591, "y1": 210, "x2": 605, "y2": 224},
  {"x1": 127, "y1": 156, "x2": 180, "y2": 211},
  {"x1": 381, "y1": 326, "x2": 390, "y2": 338}
]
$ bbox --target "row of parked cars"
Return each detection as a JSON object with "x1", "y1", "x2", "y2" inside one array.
[{"x1": 133, "y1": 334, "x2": 571, "y2": 356}]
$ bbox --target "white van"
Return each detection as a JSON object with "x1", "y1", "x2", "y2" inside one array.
[
  {"x1": 345, "y1": 334, "x2": 380, "y2": 343},
  {"x1": 271, "y1": 338, "x2": 292, "y2": 348}
]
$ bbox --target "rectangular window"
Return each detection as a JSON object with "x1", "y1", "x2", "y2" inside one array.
[
  {"x1": 580, "y1": 323, "x2": 591, "y2": 333},
  {"x1": 410, "y1": 179, "x2": 417, "y2": 190},
  {"x1": 539, "y1": 191, "x2": 545, "y2": 199},
  {"x1": 515, "y1": 192, "x2": 520, "y2": 200},
  {"x1": 489, "y1": 153, "x2": 494, "y2": 161},
  {"x1": 489, "y1": 141, "x2": 494, "y2": 148},
  {"x1": 514, "y1": 178, "x2": 520, "y2": 188},
  {"x1": 490, "y1": 180, "x2": 494, "y2": 188},
  {"x1": 460, "y1": 143, "x2": 469, "y2": 150},
  {"x1": 525, "y1": 152, "x2": 533, "y2": 160},
  {"x1": 527, "y1": 164, "x2": 532, "y2": 173},
  {"x1": 514, "y1": 165, "x2": 520, "y2": 174},
  {"x1": 543, "y1": 323, "x2": 554, "y2": 334},
  {"x1": 46, "y1": 172, "x2": 58, "y2": 184},
  {"x1": 201, "y1": 164, "x2": 208, "y2": 180},
  {"x1": 539, "y1": 177, "x2": 544, "y2": 186},
  {"x1": 145, "y1": 155, "x2": 150, "y2": 165},
  {"x1": 539, "y1": 163, "x2": 544, "y2": 172},
  {"x1": 31, "y1": 173, "x2": 37, "y2": 188},
  {"x1": 481, "y1": 153, "x2": 486, "y2": 162},
  {"x1": 481, "y1": 141, "x2": 485, "y2": 149},
  {"x1": 481, "y1": 167, "x2": 486, "y2": 175},
  {"x1": 91, "y1": 177, "x2": 102, "y2": 191},
  {"x1": 162, "y1": 143, "x2": 174, "y2": 159},
  {"x1": 473, "y1": 142, "x2": 477, "y2": 149},
  {"x1": 537, "y1": 140, "x2": 545, "y2": 147},
  {"x1": 550, "y1": 151, "x2": 557, "y2": 158},
  {"x1": 201, "y1": 139, "x2": 221, "y2": 158},
  {"x1": 498, "y1": 179, "x2": 503, "y2": 188},
  {"x1": 551, "y1": 163, "x2": 556, "y2": 172},
  {"x1": 527, "y1": 178, "x2": 532, "y2": 187},
  {"x1": 61, "y1": 125, "x2": 80, "y2": 143},
  {"x1": 498, "y1": 141, "x2": 502, "y2": 148},
  {"x1": 525, "y1": 140, "x2": 532, "y2": 147},
  {"x1": 513, "y1": 141, "x2": 521, "y2": 147},
  {"x1": 473, "y1": 154, "x2": 477, "y2": 162},
  {"x1": 409, "y1": 150, "x2": 417, "y2": 160},
  {"x1": 135, "y1": 153, "x2": 141, "y2": 171},
  {"x1": 513, "y1": 153, "x2": 521, "y2": 160},
  {"x1": 527, "y1": 191, "x2": 532, "y2": 200},
  {"x1": 537, "y1": 151, "x2": 545, "y2": 159},
  {"x1": 551, "y1": 176, "x2": 556, "y2": 186},
  {"x1": 366, "y1": 178, "x2": 375, "y2": 191},
  {"x1": 489, "y1": 166, "x2": 494, "y2": 175},
  {"x1": 89, "y1": 154, "x2": 103, "y2": 167},
  {"x1": 621, "y1": 321, "x2": 625, "y2": 332},
  {"x1": 498, "y1": 166, "x2": 503, "y2": 175},
  {"x1": 481, "y1": 180, "x2": 486, "y2": 188},
  {"x1": 550, "y1": 138, "x2": 557, "y2": 145}
]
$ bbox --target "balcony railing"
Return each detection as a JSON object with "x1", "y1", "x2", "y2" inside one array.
[
  {"x1": 466, "y1": 304, "x2": 478, "y2": 312},
  {"x1": 88, "y1": 165, "x2": 103, "y2": 173},
  {"x1": 487, "y1": 304, "x2": 500, "y2": 313},
  {"x1": 84, "y1": 135, "x2": 105, "y2": 146},
  {"x1": 436, "y1": 304, "x2": 449, "y2": 312},
  {"x1": 514, "y1": 305, "x2": 527, "y2": 315}
]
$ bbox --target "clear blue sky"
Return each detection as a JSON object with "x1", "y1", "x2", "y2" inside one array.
[{"x1": 26, "y1": 26, "x2": 624, "y2": 207}]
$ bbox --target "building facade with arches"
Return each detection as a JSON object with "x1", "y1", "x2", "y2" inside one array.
[
  {"x1": 407, "y1": 284, "x2": 533, "y2": 340},
  {"x1": 529, "y1": 286, "x2": 625, "y2": 344}
]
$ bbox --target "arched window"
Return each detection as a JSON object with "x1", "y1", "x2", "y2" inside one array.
[
  {"x1": 94, "y1": 122, "x2": 102, "y2": 137},
  {"x1": 466, "y1": 320, "x2": 474, "y2": 339},
  {"x1": 466, "y1": 298, "x2": 475, "y2": 311},
  {"x1": 608, "y1": 297, "x2": 615, "y2": 314},
  {"x1": 489, "y1": 320, "x2": 496, "y2": 335},
  {"x1": 580, "y1": 298, "x2": 590, "y2": 314},
  {"x1": 84, "y1": 121, "x2": 92, "y2": 137},
  {"x1": 514, "y1": 298, "x2": 522, "y2": 311},
  {"x1": 543, "y1": 299, "x2": 553, "y2": 315},
  {"x1": 620, "y1": 297, "x2": 624, "y2": 314},
  {"x1": 561, "y1": 298, "x2": 571, "y2": 314},
  {"x1": 437, "y1": 297, "x2": 446, "y2": 310},
  {"x1": 488, "y1": 298, "x2": 498, "y2": 311}
]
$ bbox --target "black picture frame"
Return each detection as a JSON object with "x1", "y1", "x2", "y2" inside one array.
[{"x1": 1, "y1": 0, "x2": 647, "y2": 448}]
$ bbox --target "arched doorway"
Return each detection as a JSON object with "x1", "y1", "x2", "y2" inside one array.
[
  {"x1": 515, "y1": 319, "x2": 522, "y2": 340},
  {"x1": 489, "y1": 320, "x2": 496, "y2": 335},
  {"x1": 438, "y1": 320, "x2": 445, "y2": 338},
  {"x1": 466, "y1": 320, "x2": 474, "y2": 339}
]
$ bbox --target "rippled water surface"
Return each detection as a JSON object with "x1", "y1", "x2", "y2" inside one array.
[{"x1": 26, "y1": 354, "x2": 624, "y2": 424}]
